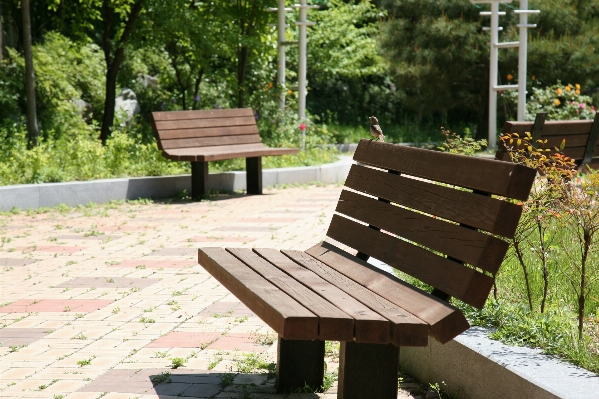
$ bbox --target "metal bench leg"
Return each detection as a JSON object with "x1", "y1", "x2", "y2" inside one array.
[
  {"x1": 338, "y1": 341, "x2": 399, "y2": 399},
  {"x1": 246, "y1": 156, "x2": 262, "y2": 195},
  {"x1": 191, "y1": 161, "x2": 208, "y2": 199},
  {"x1": 276, "y1": 336, "x2": 325, "y2": 393}
]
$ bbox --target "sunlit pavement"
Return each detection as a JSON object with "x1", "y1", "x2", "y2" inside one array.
[{"x1": 0, "y1": 184, "x2": 422, "y2": 399}]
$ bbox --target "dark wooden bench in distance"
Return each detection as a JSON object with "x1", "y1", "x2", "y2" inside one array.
[
  {"x1": 198, "y1": 139, "x2": 537, "y2": 399},
  {"x1": 151, "y1": 108, "x2": 298, "y2": 198},
  {"x1": 496, "y1": 112, "x2": 599, "y2": 170}
]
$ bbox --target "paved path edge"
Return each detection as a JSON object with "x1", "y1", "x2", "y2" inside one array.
[
  {"x1": 400, "y1": 326, "x2": 599, "y2": 399},
  {"x1": 0, "y1": 157, "x2": 354, "y2": 211}
]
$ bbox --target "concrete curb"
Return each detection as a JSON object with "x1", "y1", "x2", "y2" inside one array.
[
  {"x1": 400, "y1": 327, "x2": 599, "y2": 399},
  {"x1": 0, "y1": 157, "x2": 353, "y2": 211}
]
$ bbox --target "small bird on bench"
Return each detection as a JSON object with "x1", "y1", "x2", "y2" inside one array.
[{"x1": 369, "y1": 116, "x2": 384, "y2": 142}]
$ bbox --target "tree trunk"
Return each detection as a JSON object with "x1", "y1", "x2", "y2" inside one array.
[
  {"x1": 98, "y1": 0, "x2": 144, "y2": 144},
  {"x1": 0, "y1": 0, "x2": 4, "y2": 62},
  {"x1": 237, "y1": 45, "x2": 249, "y2": 108},
  {"x1": 21, "y1": 0, "x2": 39, "y2": 148},
  {"x1": 100, "y1": 62, "x2": 120, "y2": 144}
]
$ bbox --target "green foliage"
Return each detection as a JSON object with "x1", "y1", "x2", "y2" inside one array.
[
  {"x1": 169, "y1": 357, "x2": 186, "y2": 369},
  {"x1": 0, "y1": 32, "x2": 105, "y2": 140},
  {"x1": 378, "y1": 0, "x2": 599, "y2": 136},
  {"x1": 307, "y1": 1, "x2": 403, "y2": 125},
  {"x1": 0, "y1": 125, "x2": 187, "y2": 185},
  {"x1": 437, "y1": 128, "x2": 487, "y2": 155}
]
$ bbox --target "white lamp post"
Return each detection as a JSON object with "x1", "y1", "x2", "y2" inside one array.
[{"x1": 471, "y1": 0, "x2": 538, "y2": 149}]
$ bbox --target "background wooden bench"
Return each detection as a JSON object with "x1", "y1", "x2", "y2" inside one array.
[
  {"x1": 496, "y1": 112, "x2": 599, "y2": 170},
  {"x1": 151, "y1": 108, "x2": 298, "y2": 198},
  {"x1": 198, "y1": 139, "x2": 536, "y2": 399}
]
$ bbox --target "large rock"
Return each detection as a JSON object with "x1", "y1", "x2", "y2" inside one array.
[
  {"x1": 114, "y1": 88, "x2": 141, "y2": 124},
  {"x1": 138, "y1": 74, "x2": 158, "y2": 88},
  {"x1": 73, "y1": 99, "x2": 92, "y2": 121}
]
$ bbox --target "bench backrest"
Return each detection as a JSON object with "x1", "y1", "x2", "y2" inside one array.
[
  {"x1": 496, "y1": 113, "x2": 599, "y2": 165},
  {"x1": 151, "y1": 108, "x2": 261, "y2": 151},
  {"x1": 328, "y1": 139, "x2": 536, "y2": 309}
]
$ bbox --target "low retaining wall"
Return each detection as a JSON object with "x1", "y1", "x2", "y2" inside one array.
[
  {"x1": 0, "y1": 157, "x2": 353, "y2": 211},
  {"x1": 400, "y1": 327, "x2": 598, "y2": 399}
]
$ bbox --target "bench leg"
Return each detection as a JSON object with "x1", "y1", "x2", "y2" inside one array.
[
  {"x1": 276, "y1": 337, "x2": 325, "y2": 393},
  {"x1": 338, "y1": 341, "x2": 399, "y2": 399},
  {"x1": 191, "y1": 161, "x2": 208, "y2": 199},
  {"x1": 246, "y1": 156, "x2": 262, "y2": 195}
]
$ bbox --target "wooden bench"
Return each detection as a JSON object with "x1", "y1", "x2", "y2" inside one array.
[
  {"x1": 496, "y1": 112, "x2": 599, "y2": 170},
  {"x1": 151, "y1": 108, "x2": 298, "y2": 198},
  {"x1": 198, "y1": 139, "x2": 536, "y2": 399}
]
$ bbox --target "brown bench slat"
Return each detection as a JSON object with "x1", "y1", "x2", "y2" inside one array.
[
  {"x1": 326, "y1": 215, "x2": 494, "y2": 309},
  {"x1": 540, "y1": 120, "x2": 594, "y2": 136},
  {"x1": 226, "y1": 248, "x2": 355, "y2": 342},
  {"x1": 155, "y1": 118, "x2": 258, "y2": 132},
  {"x1": 153, "y1": 108, "x2": 254, "y2": 121},
  {"x1": 156, "y1": 123, "x2": 258, "y2": 141},
  {"x1": 229, "y1": 249, "x2": 390, "y2": 344},
  {"x1": 160, "y1": 133, "x2": 262, "y2": 150},
  {"x1": 336, "y1": 190, "x2": 509, "y2": 273},
  {"x1": 503, "y1": 120, "x2": 594, "y2": 136},
  {"x1": 270, "y1": 249, "x2": 429, "y2": 346},
  {"x1": 164, "y1": 144, "x2": 298, "y2": 162},
  {"x1": 353, "y1": 139, "x2": 536, "y2": 201},
  {"x1": 304, "y1": 242, "x2": 471, "y2": 344},
  {"x1": 345, "y1": 164, "x2": 523, "y2": 238},
  {"x1": 198, "y1": 248, "x2": 318, "y2": 340},
  {"x1": 155, "y1": 116, "x2": 257, "y2": 133}
]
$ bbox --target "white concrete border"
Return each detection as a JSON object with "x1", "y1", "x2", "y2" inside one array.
[
  {"x1": 0, "y1": 157, "x2": 353, "y2": 211},
  {"x1": 400, "y1": 327, "x2": 599, "y2": 399}
]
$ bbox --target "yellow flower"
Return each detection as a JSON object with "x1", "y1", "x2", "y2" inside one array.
[
  {"x1": 287, "y1": 89, "x2": 293, "y2": 95},
  {"x1": 531, "y1": 75, "x2": 536, "y2": 80},
  {"x1": 576, "y1": 89, "x2": 581, "y2": 95},
  {"x1": 575, "y1": 84, "x2": 581, "y2": 90},
  {"x1": 507, "y1": 74, "x2": 513, "y2": 81},
  {"x1": 556, "y1": 88, "x2": 563, "y2": 95},
  {"x1": 565, "y1": 85, "x2": 571, "y2": 92},
  {"x1": 554, "y1": 99, "x2": 561, "y2": 106},
  {"x1": 268, "y1": 82, "x2": 273, "y2": 88}
]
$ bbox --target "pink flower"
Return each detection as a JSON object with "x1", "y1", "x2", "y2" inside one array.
[
  {"x1": 299, "y1": 123, "x2": 306, "y2": 131},
  {"x1": 592, "y1": 106, "x2": 596, "y2": 111},
  {"x1": 580, "y1": 103, "x2": 586, "y2": 109}
]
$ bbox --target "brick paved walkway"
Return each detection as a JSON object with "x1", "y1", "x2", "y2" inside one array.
[{"x1": 0, "y1": 185, "x2": 425, "y2": 399}]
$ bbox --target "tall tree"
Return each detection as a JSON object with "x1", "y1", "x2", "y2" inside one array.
[
  {"x1": 0, "y1": 0, "x2": 4, "y2": 62},
  {"x1": 99, "y1": 0, "x2": 145, "y2": 144},
  {"x1": 21, "y1": 0, "x2": 39, "y2": 148}
]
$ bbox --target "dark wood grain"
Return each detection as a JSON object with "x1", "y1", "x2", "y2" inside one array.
[
  {"x1": 152, "y1": 108, "x2": 253, "y2": 121},
  {"x1": 353, "y1": 139, "x2": 536, "y2": 201},
  {"x1": 503, "y1": 120, "x2": 593, "y2": 136},
  {"x1": 345, "y1": 164, "x2": 524, "y2": 238},
  {"x1": 156, "y1": 116, "x2": 256, "y2": 133},
  {"x1": 160, "y1": 133, "x2": 262, "y2": 150},
  {"x1": 163, "y1": 144, "x2": 298, "y2": 162},
  {"x1": 155, "y1": 119, "x2": 258, "y2": 132},
  {"x1": 273, "y1": 249, "x2": 428, "y2": 346},
  {"x1": 336, "y1": 190, "x2": 509, "y2": 273},
  {"x1": 326, "y1": 215, "x2": 494, "y2": 309},
  {"x1": 226, "y1": 248, "x2": 354, "y2": 342},
  {"x1": 304, "y1": 242, "x2": 471, "y2": 344},
  {"x1": 158, "y1": 123, "x2": 259, "y2": 140},
  {"x1": 197, "y1": 247, "x2": 317, "y2": 340}
]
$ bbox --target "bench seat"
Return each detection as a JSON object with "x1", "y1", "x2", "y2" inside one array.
[{"x1": 199, "y1": 244, "x2": 468, "y2": 347}]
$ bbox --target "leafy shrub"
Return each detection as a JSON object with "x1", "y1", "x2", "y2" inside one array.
[
  {"x1": 501, "y1": 81, "x2": 597, "y2": 121},
  {"x1": 1, "y1": 32, "x2": 105, "y2": 140},
  {"x1": 437, "y1": 127, "x2": 487, "y2": 155}
]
